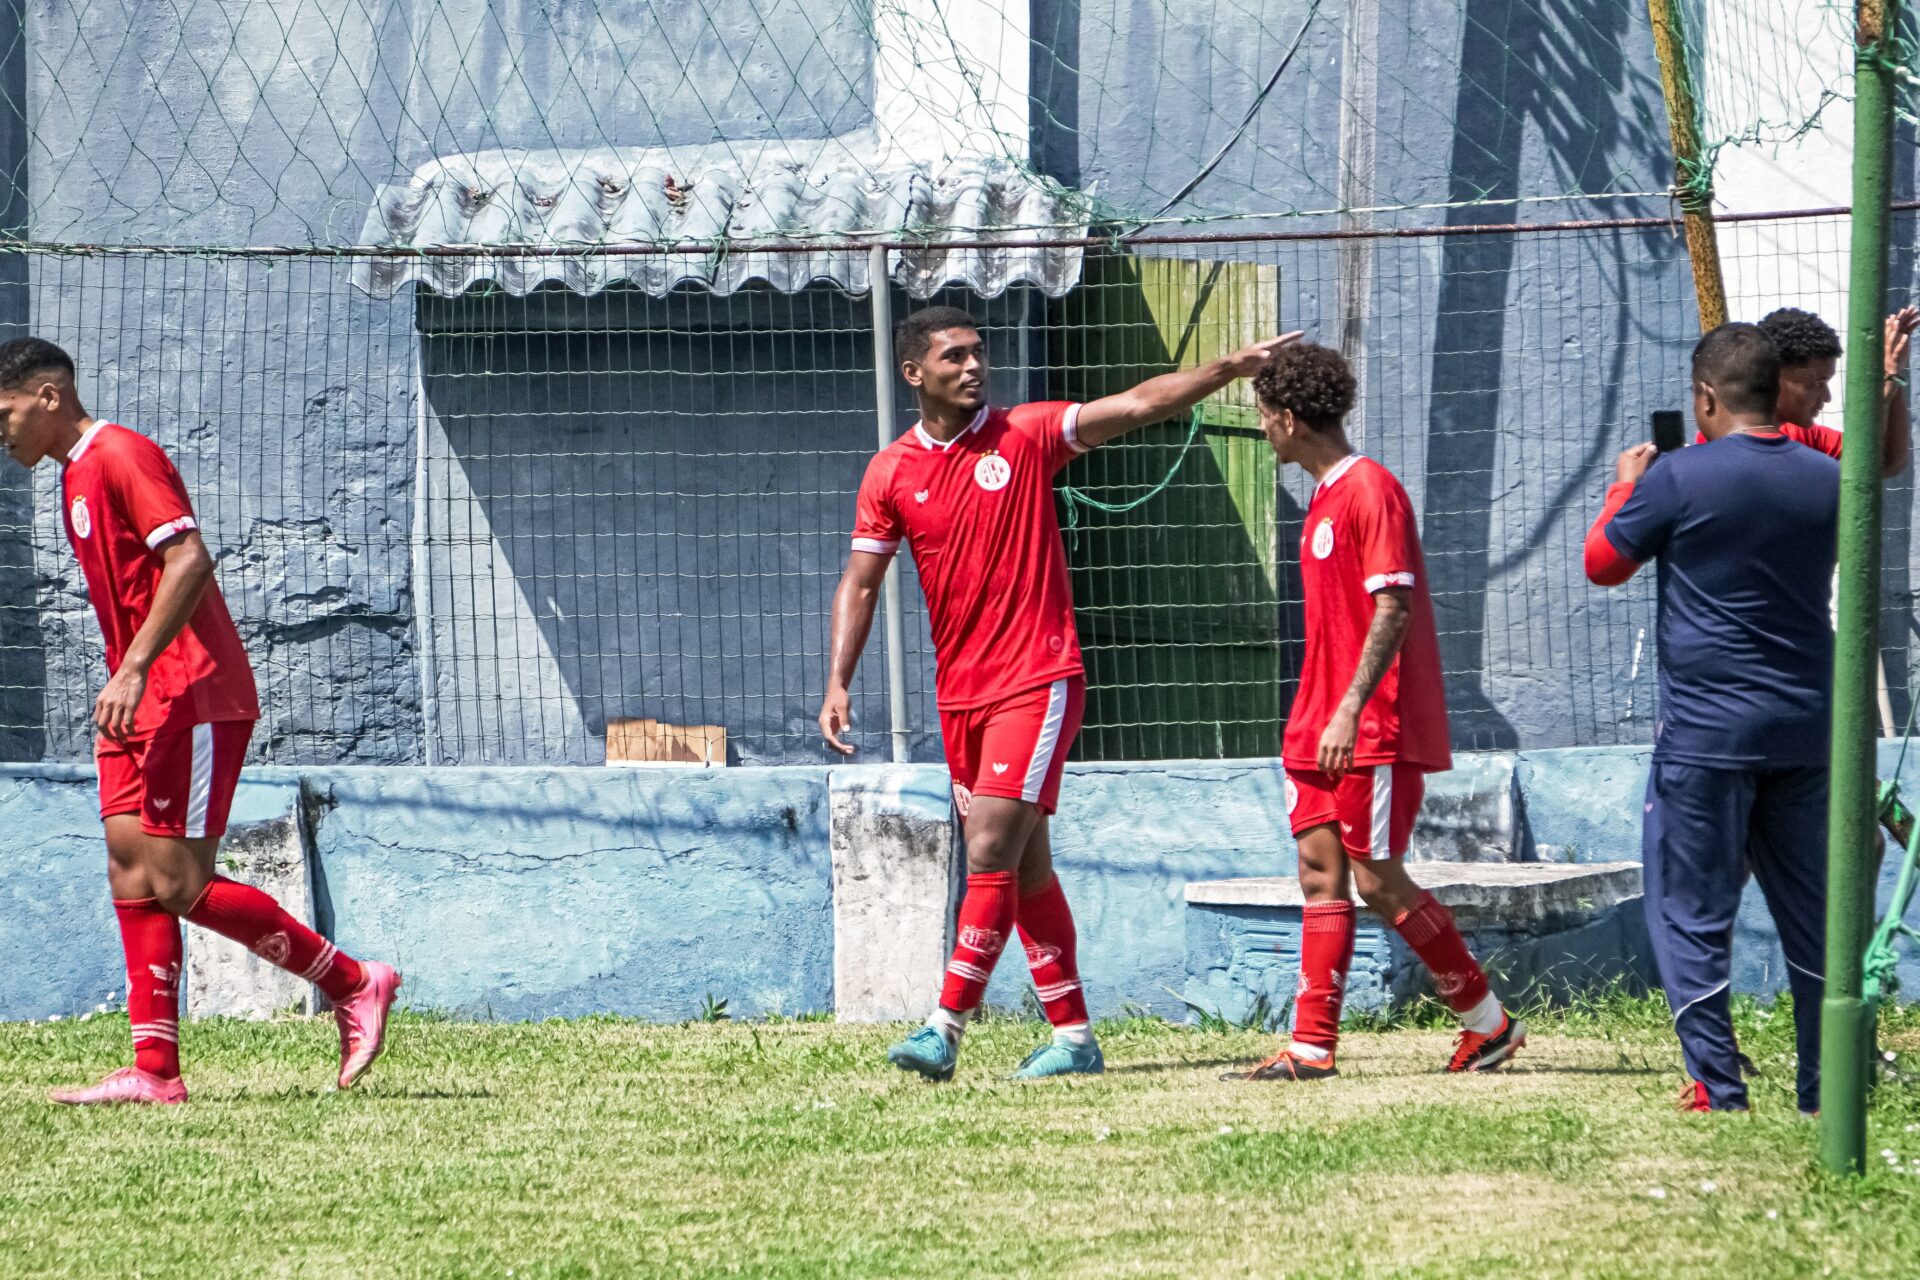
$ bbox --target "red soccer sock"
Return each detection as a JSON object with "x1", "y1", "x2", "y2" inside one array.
[
  {"x1": 1391, "y1": 890, "x2": 1491, "y2": 1015},
  {"x1": 1292, "y1": 900, "x2": 1356, "y2": 1053},
  {"x1": 938, "y1": 870, "x2": 1019, "y2": 1016},
  {"x1": 185, "y1": 876, "x2": 365, "y2": 1002},
  {"x1": 115, "y1": 897, "x2": 182, "y2": 1079},
  {"x1": 1016, "y1": 875, "x2": 1090, "y2": 1027}
]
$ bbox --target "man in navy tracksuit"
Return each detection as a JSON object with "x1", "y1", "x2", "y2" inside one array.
[{"x1": 1584, "y1": 322, "x2": 1838, "y2": 1114}]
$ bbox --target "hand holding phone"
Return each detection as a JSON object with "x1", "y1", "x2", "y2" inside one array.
[{"x1": 1651, "y1": 410, "x2": 1685, "y2": 454}]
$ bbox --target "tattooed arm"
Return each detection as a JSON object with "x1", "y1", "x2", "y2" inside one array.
[{"x1": 1316, "y1": 588, "x2": 1412, "y2": 777}]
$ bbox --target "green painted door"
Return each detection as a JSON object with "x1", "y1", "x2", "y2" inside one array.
[{"x1": 1048, "y1": 252, "x2": 1289, "y2": 761}]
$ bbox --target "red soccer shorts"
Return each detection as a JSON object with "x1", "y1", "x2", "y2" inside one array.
[
  {"x1": 97, "y1": 720, "x2": 254, "y2": 839},
  {"x1": 1285, "y1": 763, "x2": 1426, "y2": 860},
  {"x1": 941, "y1": 677, "x2": 1085, "y2": 818}
]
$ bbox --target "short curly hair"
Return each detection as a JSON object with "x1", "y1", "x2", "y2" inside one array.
[
  {"x1": 1758, "y1": 307, "x2": 1842, "y2": 367},
  {"x1": 1252, "y1": 342, "x2": 1355, "y2": 430}
]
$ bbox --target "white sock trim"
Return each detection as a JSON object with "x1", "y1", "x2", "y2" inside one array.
[
  {"x1": 928, "y1": 1006, "x2": 970, "y2": 1045},
  {"x1": 1052, "y1": 1021, "x2": 1094, "y2": 1047},
  {"x1": 1289, "y1": 1041, "x2": 1333, "y2": 1062},
  {"x1": 1459, "y1": 992, "x2": 1505, "y2": 1036}
]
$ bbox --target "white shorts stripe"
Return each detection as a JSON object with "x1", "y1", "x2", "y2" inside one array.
[
  {"x1": 1370, "y1": 765, "x2": 1393, "y2": 859},
  {"x1": 184, "y1": 723, "x2": 215, "y2": 839},
  {"x1": 1021, "y1": 680, "x2": 1071, "y2": 803}
]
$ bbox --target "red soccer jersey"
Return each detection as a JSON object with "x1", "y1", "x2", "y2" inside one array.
[
  {"x1": 852, "y1": 402, "x2": 1088, "y2": 709},
  {"x1": 1692, "y1": 422, "x2": 1844, "y2": 456},
  {"x1": 61, "y1": 421, "x2": 260, "y2": 738},
  {"x1": 1283, "y1": 455, "x2": 1451, "y2": 772}
]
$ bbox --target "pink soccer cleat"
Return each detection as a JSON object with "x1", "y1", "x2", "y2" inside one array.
[
  {"x1": 50, "y1": 1066, "x2": 188, "y2": 1106},
  {"x1": 333, "y1": 961, "x2": 402, "y2": 1090}
]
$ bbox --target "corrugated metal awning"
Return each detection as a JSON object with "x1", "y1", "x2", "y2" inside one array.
[{"x1": 352, "y1": 145, "x2": 1091, "y2": 300}]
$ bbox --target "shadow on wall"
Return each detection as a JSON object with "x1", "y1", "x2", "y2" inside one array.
[{"x1": 1423, "y1": 0, "x2": 1670, "y2": 750}]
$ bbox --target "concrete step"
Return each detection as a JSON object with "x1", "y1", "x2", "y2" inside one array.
[
  {"x1": 1182, "y1": 861, "x2": 1653, "y2": 1031},
  {"x1": 1186, "y1": 861, "x2": 1643, "y2": 936}
]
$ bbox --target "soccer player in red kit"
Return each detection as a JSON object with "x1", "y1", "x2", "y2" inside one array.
[
  {"x1": 1688, "y1": 304, "x2": 1917, "y2": 474},
  {"x1": 1223, "y1": 342, "x2": 1522, "y2": 1082},
  {"x1": 820, "y1": 306, "x2": 1300, "y2": 1080},
  {"x1": 0, "y1": 338, "x2": 400, "y2": 1105}
]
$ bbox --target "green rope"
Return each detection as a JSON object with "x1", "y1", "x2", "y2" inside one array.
[{"x1": 1057, "y1": 407, "x2": 1206, "y2": 545}]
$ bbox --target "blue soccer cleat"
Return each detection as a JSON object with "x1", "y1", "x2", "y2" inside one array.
[
  {"x1": 887, "y1": 1025, "x2": 958, "y2": 1082},
  {"x1": 1012, "y1": 1037, "x2": 1105, "y2": 1079}
]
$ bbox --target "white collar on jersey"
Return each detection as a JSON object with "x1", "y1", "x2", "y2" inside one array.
[
  {"x1": 64, "y1": 419, "x2": 111, "y2": 465},
  {"x1": 1315, "y1": 453, "x2": 1365, "y2": 496},
  {"x1": 912, "y1": 405, "x2": 989, "y2": 451}
]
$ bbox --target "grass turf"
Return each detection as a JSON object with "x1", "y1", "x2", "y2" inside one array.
[{"x1": 2, "y1": 997, "x2": 1919, "y2": 1278}]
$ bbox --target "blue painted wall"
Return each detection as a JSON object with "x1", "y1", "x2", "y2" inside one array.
[{"x1": 10, "y1": 748, "x2": 1911, "y2": 1023}]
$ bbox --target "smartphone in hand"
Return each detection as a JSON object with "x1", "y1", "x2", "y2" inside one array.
[{"x1": 1651, "y1": 410, "x2": 1686, "y2": 454}]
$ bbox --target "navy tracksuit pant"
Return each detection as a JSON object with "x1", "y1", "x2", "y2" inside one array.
[{"x1": 1642, "y1": 759, "x2": 1828, "y2": 1112}]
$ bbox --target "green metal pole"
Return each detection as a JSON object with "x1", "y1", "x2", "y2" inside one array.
[{"x1": 1820, "y1": 0, "x2": 1900, "y2": 1176}]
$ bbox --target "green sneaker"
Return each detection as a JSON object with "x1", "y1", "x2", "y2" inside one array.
[
  {"x1": 1012, "y1": 1037, "x2": 1105, "y2": 1079},
  {"x1": 887, "y1": 1025, "x2": 958, "y2": 1082}
]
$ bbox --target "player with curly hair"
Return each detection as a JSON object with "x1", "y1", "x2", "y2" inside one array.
[
  {"x1": 1221, "y1": 342, "x2": 1522, "y2": 1083},
  {"x1": 1743, "y1": 304, "x2": 1916, "y2": 475}
]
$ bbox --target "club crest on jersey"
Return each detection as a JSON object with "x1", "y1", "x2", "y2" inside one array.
[
  {"x1": 69, "y1": 495, "x2": 91, "y2": 540},
  {"x1": 914, "y1": 489, "x2": 930, "y2": 504},
  {"x1": 973, "y1": 451, "x2": 1011, "y2": 492},
  {"x1": 1310, "y1": 517, "x2": 1335, "y2": 559}
]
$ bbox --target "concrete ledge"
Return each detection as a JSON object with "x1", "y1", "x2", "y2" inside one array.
[
  {"x1": 1414, "y1": 752, "x2": 1529, "y2": 861},
  {"x1": 186, "y1": 779, "x2": 313, "y2": 1019},
  {"x1": 829, "y1": 765, "x2": 958, "y2": 1022},
  {"x1": 1183, "y1": 862, "x2": 1652, "y2": 1029},
  {"x1": 1186, "y1": 862, "x2": 1643, "y2": 936}
]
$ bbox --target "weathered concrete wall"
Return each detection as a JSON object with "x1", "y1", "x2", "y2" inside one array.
[
  {"x1": 307, "y1": 766, "x2": 835, "y2": 1020},
  {"x1": 7, "y1": 750, "x2": 1917, "y2": 1023}
]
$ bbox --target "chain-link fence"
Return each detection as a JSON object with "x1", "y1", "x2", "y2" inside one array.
[{"x1": 7, "y1": 204, "x2": 1908, "y2": 767}]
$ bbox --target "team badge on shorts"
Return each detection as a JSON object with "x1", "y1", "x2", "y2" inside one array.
[
  {"x1": 1285, "y1": 777, "x2": 1299, "y2": 814},
  {"x1": 1311, "y1": 517, "x2": 1334, "y2": 559},
  {"x1": 69, "y1": 495, "x2": 91, "y2": 539},
  {"x1": 951, "y1": 780, "x2": 973, "y2": 818},
  {"x1": 974, "y1": 452, "x2": 1011, "y2": 492}
]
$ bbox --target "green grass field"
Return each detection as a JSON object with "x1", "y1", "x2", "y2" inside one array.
[{"x1": 3, "y1": 998, "x2": 1919, "y2": 1278}]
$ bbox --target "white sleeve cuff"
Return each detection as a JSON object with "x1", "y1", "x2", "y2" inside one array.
[
  {"x1": 1062, "y1": 402, "x2": 1091, "y2": 454},
  {"x1": 851, "y1": 537, "x2": 899, "y2": 556},
  {"x1": 144, "y1": 516, "x2": 197, "y2": 549},
  {"x1": 1363, "y1": 571, "x2": 1415, "y2": 593}
]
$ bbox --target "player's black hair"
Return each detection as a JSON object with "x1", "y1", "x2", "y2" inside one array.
[
  {"x1": 1758, "y1": 306, "x2": 1844, "y2": 367},
  {"x1": 1251, "y1": 341, "x2": 1356, "y2": 431},
  {"x1": 0, "y1": 336, "x2": 75, "y2": 390},
  {"x1": 895, "y1": 306, "x2": 981, "y2": 364},
  {"x1": 1692, "y1": 322, "x2": 1781, "y2": 416}
]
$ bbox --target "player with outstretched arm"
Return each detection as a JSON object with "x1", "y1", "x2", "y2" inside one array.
[
  {"x1": 0, "y1": 338, "x2": 400, "y2": 1105},
  {"x1": 1222, "y1": 342, "x2": 1524, "y2": 1082},
  {"x1": 820, "y1": 306, "x2": 1299, "y2": 1080}
]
